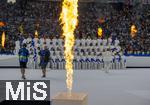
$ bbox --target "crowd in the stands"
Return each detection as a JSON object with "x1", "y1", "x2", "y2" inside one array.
[{"x1": 0, "y1": 0, "x2": 149, "y2": 55}]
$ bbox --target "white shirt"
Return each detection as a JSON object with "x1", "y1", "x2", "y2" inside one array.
[
  {"x1": 46, "y1": 38, "x2": 50, "y2": 46},
  {"x1": 86, "y1": 39, "x2": 91, "y2": 46},
  {"x1": 102, "y1": 39, "x2": 107, "y2": 46},
  {"x1": 27, "y1": 38, "x2": 32, "y2": 44},
  {"x1": 81, "y1": 39, "x2": 86, "y2": 47},
  {"x1": 115, "y1": 39, "x2": 120, "y2": 46},
  {"x1": 99, "y1": 45, "x2": 104, "y2": 52},
  {"x1": 34, "y1": 38, "x2": 38, "y2": 43},
  {"x1": 23, "y1": 39, "x2": 27, "y2": 44},
  {"x1": 116, "y1": 46, "x2": 121, "y2": 52},
  {"x1": 52, "y1": 38, "x2": 57, "y2": 47},
  {"x1": 102, "y1": 51, "x2": 112, "y2": 62},
  {"x1": 15, "y1": 40, "x2": 20, "y2": 47},
  {"x1": 97, "y1": 38, "x2": 103, "y2": 46},
  {"x1": 40, "y1": 38, "x2": 45, "y2": 45},
  {"x1": 108, "y1": 37, "x2": 112, "y2": 45}
]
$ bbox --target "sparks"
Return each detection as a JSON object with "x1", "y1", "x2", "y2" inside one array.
[{"x1": 60, "y1": 0, "x2": 78, "y2": 93}]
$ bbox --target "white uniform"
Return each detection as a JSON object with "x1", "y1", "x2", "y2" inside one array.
[
  {"x1": 102, "y1": 50, "x2": 112, "y2": 73},
  {"x1": 58, "y1": 39, "x2": 63, "y2": 46},
  {"x1": 15, "y1": 40, "x2": 20, "y2": 54},
  {"x1": 102, "y1": 39, "x2": 107, "y2": 46},
  {"x1": 46, "y1": 38, "x2": 50, "y2": 47},
  {"x1": 97, "y1": 38, "x2": 103, "y2": 46},
  {"x1": 40, "y1": 38, "x2": 45, "y2": 45},
  {"x1": 86, "y1": 38, "x2": 91, "y2": 46},
  {"x1": 27, "y1": 37, "x2": 32, "y2": 44},
  {"x1": 120, "y1": 52, "x2": 126, "y2": 69},
  {"x1": 26, "y1": 37, "x2": 32, "y2": 50},
  {"x1": 108, "y1": 37, "x2": 112, "y2": 45},
  {"x1": 116, "y1": 46, "x2": 121, "y2": 52},
  {"x1": 52, "y1": 38, "x2": 57, "y2": 49},
  {"x1": 28, "y1": 48, "x2": 34, "y2": 69},
  {"x1": 100, "y1": 45, "x2": 104, "y2": 52},
  {"x1": 34, "y1": 38, "x2": 39, "y2": 45},
  {"x1": 115, "y1": 39, "x2": 120, "y2": 46},
  {"x1": 23, "y1": 39, "x2": 27, "y2": 44},
  {"x1": 81, "y1": 39, "x2": 86, "y2": 47},
  {"x1": 92, "y1": 39, "x2": 97, "y2": 47}
]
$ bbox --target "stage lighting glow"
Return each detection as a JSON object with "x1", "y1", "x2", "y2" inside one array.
[
  {"x1": 98, "y1": 27, "x2": 103, "y2": 38},
  {"x1": 35, "y1": 30, "x2": 38, "y2": 38},
  {"x1": 1, "y1": 32, "x2": 5, "y2": 48},
  {"x1": 131, "y1": 25, "x2": 137, "y2": 38},
  {"x1": 60, "y1": 0, "x2": 78, "y2": 93}
]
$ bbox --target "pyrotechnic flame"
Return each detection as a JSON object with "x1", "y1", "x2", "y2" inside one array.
[
  {"x1": 1, "y1": 32, "x2": 5, "y2": 48},
  {"x1": 98, "y1": 27, "x2": 103, "y2": 38},
  {"x1": 35, "y1": 30, "x2": 38, "y2": 38},
  {"x1": 60, "y1": 0, "x2": 78, "y2": 93},
  {"x1": 131, "y1": 25, "x2": 137, "y2": 38}
]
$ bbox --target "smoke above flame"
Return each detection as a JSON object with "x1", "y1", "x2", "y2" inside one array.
[{"x1": 60, "y1": 0, "x2": 78, "y2": 92}]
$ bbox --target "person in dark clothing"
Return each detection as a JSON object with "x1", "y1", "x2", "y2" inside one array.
[
  {"x1": 18, "y1": 44, "x2": 29, "y2": 80},
  {"x1": 39, "y1": 45, "x2": 50, "y2": 78}
]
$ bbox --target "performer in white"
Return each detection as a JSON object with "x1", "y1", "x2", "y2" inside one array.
[
  {"x1": 108, "y1": 37, "x2": 112, "y2": 46},
  {"x1": 34, "y1": 37, "x2": 39, "y2": 45},
  {"x1": 119, "y1": 50, "x2": 126, "y2": 69},
  {"x1": 81, "y1": 38, "x2": 86, "y2": 48},
  {"x1": 52, "y1": 37, "x2": 57, "y2": 49},
  {"x1": 46, "y1": 37, "x2": 51, "y2": 48},
  {"x1": 22, "y1": 38, "x2": 27, "y2": 44},
  {"x1": 27, "y1": 36, "x2": 32, "y2": 44},
  {"x1": 97, "y1": 38, "x2": 103, "y2": 46},
  {"x1": 114, "y1": 38, "x2": 120, "y2": 46},
  {"x1": 28, "y1": 47, "x2": 34, "y2": 69},
  {"x1": 102, "y1": 38, "x2": 107, "y2": 46},
  {"x1": 15, "y1": 40, "x2": 20, "y2": 54},
  {"x1": 58, "y1": 38, "x2": 63, "y2": 50},
  {"x1": 26, "y1": 36, "x2": 32, "y2": 51},
  {"x1": 102, "y1": 49, "x2": 112, "y2": 73},
  {"x1": 99, "y1": 43, "x2": 104, "y2": 53},
  {"x1": 86, "y1": 36, "x2": 91, "y2": 46},
  {"x1": 40, "y1": 37, "x2": 45, "y2": 46}
]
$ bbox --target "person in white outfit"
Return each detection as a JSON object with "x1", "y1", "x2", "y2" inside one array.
[
  {"x1": 114, "y1": 38, "x2": 120, "y2": 46},
  {"x1": 28, "y1": 47, "x2": 34, "y2": 69},
  {"x1": 108, "y1": 37, "x2": 112, "y2": 46},
  {"x1": 15, "y1": 40, "x2": 20, "y2": 54},
  {"x1": 102, "y1": 49, "x2": 112, "y2": 73}
]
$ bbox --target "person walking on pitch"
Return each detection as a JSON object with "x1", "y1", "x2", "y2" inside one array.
[
  {"x1": 39, "y1": 45, "x2": 50, "y2": 78},
  {"x1": 18, "y1": 44, "x2": 29, "y2": 79}
]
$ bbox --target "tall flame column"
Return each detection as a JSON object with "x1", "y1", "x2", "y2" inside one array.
[
  {"x1": 52, "y1": 1, "x2": 88, "y2": 104},
  {"x1": 60, "y1": 0, "x2": 78, "y2": 93}
]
